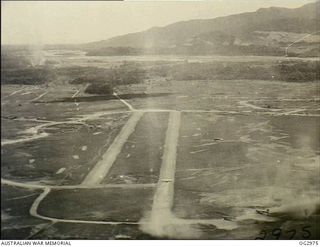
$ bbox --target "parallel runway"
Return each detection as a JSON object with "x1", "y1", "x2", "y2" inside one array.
[{"x1": 1, "y1": 82, "x2": 319, "y2": 239}]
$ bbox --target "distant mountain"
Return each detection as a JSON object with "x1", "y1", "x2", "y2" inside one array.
[{"x1": 83, "y1": 2, "x2": 320, "y2": 56}]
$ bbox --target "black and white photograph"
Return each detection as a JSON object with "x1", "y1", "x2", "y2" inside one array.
[{"x1": 1, "y1": 0, "x2": 319, "y2": 242}]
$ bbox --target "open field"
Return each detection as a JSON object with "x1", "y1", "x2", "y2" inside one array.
[{"x1": 1, "y1": 51, "x2": 320, "y2": 240}]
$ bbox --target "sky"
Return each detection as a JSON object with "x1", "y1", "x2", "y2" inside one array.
[{"x1": 1, "y1": 0, "x2": 316, "y2": 45}]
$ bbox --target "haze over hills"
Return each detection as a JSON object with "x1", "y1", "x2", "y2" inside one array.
[{"x1": 83, "y1": 1, "x2": 320, "y2": 57}]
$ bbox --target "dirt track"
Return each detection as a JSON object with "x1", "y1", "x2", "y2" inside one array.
[{"x1": 1, "y1": 79, "x2": 319, "y2": 239}]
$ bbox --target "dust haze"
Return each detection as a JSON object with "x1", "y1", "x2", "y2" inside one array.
[{"x1": 1, "y1": 0, "x2": 319, "y2": 240}]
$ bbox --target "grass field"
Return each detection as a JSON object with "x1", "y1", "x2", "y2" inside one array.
[{"x1": 1, "y1": 50, "x2": 319, "y2": 240}]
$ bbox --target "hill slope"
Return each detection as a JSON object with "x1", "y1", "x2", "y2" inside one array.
[{"x1": 84, "y1": 2, "x2": 320, "y2": 56}]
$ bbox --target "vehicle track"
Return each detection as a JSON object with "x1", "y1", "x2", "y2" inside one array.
[{"x1": 1, "y1": 93, "x2": 319, "y2": 238}]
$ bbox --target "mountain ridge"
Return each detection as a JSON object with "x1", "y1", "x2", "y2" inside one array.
[{"x1": 83, "y1": 2, "x2": 320, "y2": 56}]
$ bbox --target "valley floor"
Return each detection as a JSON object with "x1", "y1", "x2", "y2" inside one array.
[{"x1": 1, "y1": 78, "x2": 319, "y2": 240}]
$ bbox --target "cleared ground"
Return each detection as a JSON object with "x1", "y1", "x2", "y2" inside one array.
[{"x1": 1, "y1": 55, "x2": 320, "y2": 239}]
